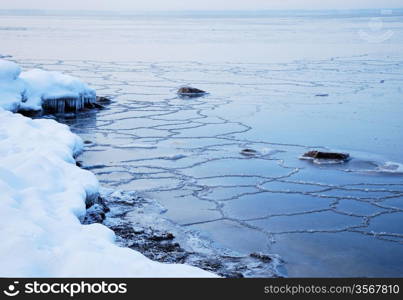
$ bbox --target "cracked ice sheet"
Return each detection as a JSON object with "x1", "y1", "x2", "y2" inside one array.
[{"x1": 15, "y1": 55, "x2": 403, "y2": 277}]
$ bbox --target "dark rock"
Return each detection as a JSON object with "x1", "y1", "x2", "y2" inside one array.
[
  {"x1": 93, "y1": 103, "x2": 106, "y2": 109},
  {"x1": 149, "y1": 232, "x2": 175, "y2": 241},
  {"x1": 85, "y1": 196, "x2": 110, "y2": 212},
  {"x1": 250, "y1": 252, "x2": 272, "y2": 262},
  {"x1": 302, "y1": 150, "x2": 350, "y2": 161},
  {"x1": 96, "y1": 96, "x2": 112, "y2": 104},
  {"x1": 380, "y1": 80, "x2": 385, "y2": 83},
  {"x1": 196, "y1": 258, "x2": 223, "y2": 271},
  {"x1": 240, "y1": 148, "x2": 258, "y2": 157},
  {"x1": 315, "y1": 93, "x2": 329, "y2": 97},
  {"x1": 222, "y1": 272, "x2": 244, "y2": 278},
  {"x1": 62, "y1": 113, "x2": 77, "y2": 119},
  {"x1": 177, "y1": 86, "x2": 207, "y2": 97},
  {"x1": 83, "y1": 140, "x2": 93, "y2": 145},
  {"x1": 17, "y1": 109, "x2": 43, "y2": 118},
  {"x1": 111, "y1": 225, "x2": 137, "y2": 240},
  {"x1": 83, "y1": 102, "x2": 105, "y2": 110},
  {"x1": 119, "y1": 226, "x2": 187, "y2": 264},
  {"x1": 76, "y1": 161, "x2": 83, "y2": 167},
  {"x1": 83, "y1": 96, "x2": 111, "y2": 110},
  {"x1": 156, "y1": 242, "x2": 182, "y2": 252},
  {"x1": 83, "y1": 204, "x2": 106, "y2": 224}
]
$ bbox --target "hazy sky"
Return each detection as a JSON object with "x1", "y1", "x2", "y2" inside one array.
[{"x1": 1, "y1": 0, "x2": 402, "y2": 11}]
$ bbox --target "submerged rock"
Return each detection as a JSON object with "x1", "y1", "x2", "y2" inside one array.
[
  {"x1": 301, "y1": 150, "x2": 350, "y2": 162},
  {"x1": 177, "y1": 86, "x2": 207, "y2": 97}
]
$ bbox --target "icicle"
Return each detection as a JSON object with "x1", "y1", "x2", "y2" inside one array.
[{"x1": 41, "y1": 92, "x2": 96, "y2": 114}]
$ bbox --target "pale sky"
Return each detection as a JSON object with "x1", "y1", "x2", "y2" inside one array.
[{"x1": 1, "y1": 0, "x2": 402, "y2": 11}]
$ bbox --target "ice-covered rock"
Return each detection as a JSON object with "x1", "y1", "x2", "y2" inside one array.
[
  {"x1": 0, "y1": 59, "x2": 96, "y2": 113},
  {"x1": 20, "y1": 69, "x2": 96, "y2": 113}
]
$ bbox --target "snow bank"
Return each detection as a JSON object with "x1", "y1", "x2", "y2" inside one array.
[
  {"x1": 0, "y1": 59, "x2": 96, "y2": 112},
  {"x1": 0, "y1": 109, "x2": 214, "y2": 277}
]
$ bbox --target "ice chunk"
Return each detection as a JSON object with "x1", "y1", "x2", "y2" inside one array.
[
  {"x1": 0, "y1": 59, "x2": 97, "y2": 113},
  {"x1": 20, "y1": 69, "x2": 96, "y2": 112}
]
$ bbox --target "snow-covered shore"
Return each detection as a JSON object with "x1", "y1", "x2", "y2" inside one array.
[{"x1": 0, "y1": 59, "x2": 215, "y2": 277}]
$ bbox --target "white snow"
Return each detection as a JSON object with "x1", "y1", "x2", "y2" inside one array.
[
  {"x1": 0, "y1": 60, "x2": 25, "y2": 112},
  {"x1": 0, "y1": 65, "x2": 215, "y2": 277},
  {"x1": 0, "y1": 59, "x2": 96, "y2": 112}
]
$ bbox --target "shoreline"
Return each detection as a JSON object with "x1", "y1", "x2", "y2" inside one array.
[
  {"x1": 0, "y1": 58, "x2": 216, "y2": 277},
  {"x1": 83, "y1": 186, "x2": 282, "y2": 278},
  {"x1": 0, "y1": 103, "x2": 282, "y2": 278},
  {"x1": 0, "y1": 107, "x2": 216, "y2": 277}
]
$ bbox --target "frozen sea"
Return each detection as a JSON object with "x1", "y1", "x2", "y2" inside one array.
[{"x1": 2, "y1": 9, "x2": 403, "y2": 277}]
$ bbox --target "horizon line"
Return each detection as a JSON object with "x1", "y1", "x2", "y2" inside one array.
[{"x1": 1, "y1": 8, "x2": 403, "y2": 13}]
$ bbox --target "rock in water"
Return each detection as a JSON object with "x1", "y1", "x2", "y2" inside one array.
[
  {"x1": 177, "y1": 86, "x2": 207, "y2": 97},
  {"x1": 96, "y1": 96, "x2": 112, "y2": 104},
  {"x1": 240, "y1": 148, "x2": 258, "y2": 157},
  {"x1": 315, "y1": 93, "x2": 329, "y2": 97},
  {"x1": 83, "y1": 196, "x2": 110, "y2": 224},
  {"x1": 302, "y1": 150, "x2": 350, "y2": 161},
  {"x1": 250, "y1": 252, "x2": 272, "y2": 262}
]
